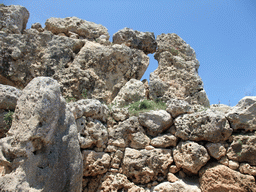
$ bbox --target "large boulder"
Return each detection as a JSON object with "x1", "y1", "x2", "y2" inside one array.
[
  {"x1": 149, "y1": 33, "x2": 210, "y2": 107},
  {"x1": 227, "y1": 135, "x2": 256, "y2": 165},
  {"x1": 107, "y1": 116, "x2": 150, "y2": 150},
  {"x1": 226, "y1": 96, "x2": 256, "y2": 131},
  {"x1": 0, "y1": 16, "x2": 149, "y2": 104},
  {"x1": 199, "y1": 164, "x2": 256, "y2": 192},
  {"x1": 68, "y1": 99, "x2": 109, "y2": 122},
  {"x1": 112, "y1": 79, "x2": 146, "y2": 107},
  {"x1": 0, "y1": 84, "x2": 21, "y2": 110},
  {"x1": 45, "y1": 17, "x2": 110, "y2": 41},
  {"x1": 0, "y1": 5, "x2": 29, "y2": 34},
  {"x1": 122, "y1": 147, "x2": 173, "y2": 184},
  {"x1": 174, "y1": 110, "x2": 232, "y2": 142},
  {"x1": 113, "y1": 27, "x2": 157, "y2": 54},
  {"x1": 0, "y1": 77, "x2": 82, "y2": 191},
  {"x1": 138, "y1": 110, "x2": 173, "y2": 137},
  {"x1": 173, "y1": 141, "x2": 210, "y2": 174}
]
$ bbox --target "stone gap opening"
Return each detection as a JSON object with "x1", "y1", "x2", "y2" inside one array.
[{"x1": 140, "y1": 53, "x2": 158, "y2": 82}]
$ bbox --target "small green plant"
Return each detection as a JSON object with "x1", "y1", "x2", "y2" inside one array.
[
  {"x1": 4, "y1": 110, "x2": 14, "y2": 130},
  {"x1": 127, "y1": 99, "x2": 166, "y2": 116},
  {"x1": 238, "y1": 139, "x2": 243, "y2": 145},
  {"x1": 82, "y1": 89, "x2": 87, "y2": 99},
  {"x1": 237, "y1": 152, "x2": 241, "y2": 156}
]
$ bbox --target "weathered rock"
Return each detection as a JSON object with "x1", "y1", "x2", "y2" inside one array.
[
  {"x1": 166, "y1": 98, "x2": 193, "y2": 118},
  {"x1": 149, "y1": 33, "x2": 210, "y2": 107},
  {"x1": 175, "y1": 110, "x2": 232, "y2": 142},
  {"x1": 122, "y1": 147, "x2": 173, "y2": 184},
  {"x1": 68, "y1": 99, "x2": 109, "y2": 122},
  {"x1": 167, "y1": 173, "x2": 179, "y2": 183},
  {"x1": 228, "y1": 160, "x2": 239, "y2": 170},
  {"x1": 227, "y1": 135, "x2": 256, "y2": 165},
  {"x1": 169, "y1": 165, "x2": 180, "y2": 174},
  {"x1": 173, "y1": 141, "x2": 210, "y2": 174},
  {"x1": 76, "y1": 117, "x2": 108, "y2": 150},
  {"x1": 112, "y1": 79, "x2": 146, "y2": 107},
  {"x1": 0, "y1": 109, "x2": 10, "y2": 138},
  {"x1": 31, "y1": 22, "x2": 44, "y2": 32},
  {"x1": 152, "y1": 180, "x2": 201, "y2": 192},
  {"x1": 138, "y1": 110, "x2": 173, "y2": 136},
  {"x1": 82, "y1": 150, "x2": 111, "y2": 176},
  {"x1": 0, "y1": 77, "x2": 82, "y2": 192},
  {"x1": 96, "y1": 172, "x2": 146, "y2": 192},
  {"x1": 111, "y1": 107, "x2": 129, "y2": 122},
  {"x1": 45, "y1": 17, "x2": 110, "y2": 40},
  {"x1": 150, "y1": 134, "x2": 178, "y2": 148},
  {"x1": 226, "y1": 96, "x2": 256, "y2": 131},
  {"x1": 0, "y1": 5, "x2": 29, "y2": 34},
  {"x1": 113, "y1": 27, "x2": 157, "y2": 54},
  {"x1": 210, "y1": 104, "x2": 231, "y2": 115},
  {"x1": 205, "y1": 142, "x2": 226, "y2": 160},
  {"x1": 0, "y1": 25, "x2": 149, "y2": 104},
  {"x1": 0, "y1": 84, "x2": 21, "y2": 110},
  {"x1": 110, "y1": 150, "x2": 123, "y2": 169},
  {"x1": 199, "y1": 164, "x2": 256, "y2": 192},
  {"x1": 108, "y1": 116, "x2": 150, "y2": 149},
  {"x1": 239, "y1": 163, "x2": 256, "y2": 176},
  {"x1": 218, "y1": 156, "x2": 229, "y2": 166}
]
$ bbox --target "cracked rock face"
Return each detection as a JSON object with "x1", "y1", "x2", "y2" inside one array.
[
  {"x1": 173, "y1": 141, "x2": 210, "y2": 174},
  {"x1": 226, "y1": 96, "x2": 256, "y2": 131},
  {"x1": 174, "y1": 110, "x2": 232, "y2": 142},
  {"x1": 122, "y1": 147, "x2": 173, "y2": 184},
  {"x1": 227, "y1": 135, "x2": 256, "y2": 165},
  {"x1": 149, "y1": 33, "x2": 210, "y2": 107},
  {"x1": 113, "y1": 27, "x2": 157, "y2": 54}
]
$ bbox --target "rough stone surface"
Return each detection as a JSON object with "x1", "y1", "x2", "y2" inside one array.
[
  {"x1": 108, "y1": 116, "x2": 150, "y2": 149},
  {"x1": 150, "y1": 134, "x2": 178, "y2": 148},
  {"x1": 0, "y1": 77, "x2": 82, "y2": 192},
  {"x1": 0, "y1": 109, "x2": 9, "y2": 138},
  {"x1": 113, "y1": 27, "x2": 157, "y2": 54},
  {"x1": 227, "y1": 135, "x2": 256, "y2": 165},
  {"x1": 167, "y1": 173, "x2": 179, "y2": 183},
  {"x1": 112, "y1": 79, "x2": 146, "y2": 107},
  {"x1": 173, "y1": 141, "x2": 210, "y2": 174},
  {"x1": 0, "y1": 84, "x2": 22, "y2": 110},
  {"x1": 205, "y1": 142, "x2": 226, "y2": 160},
  {"x1": 166, "y1": 98, "x2": 193, "y2": 118},
  {"x1": 82, "y1": 150, "x2": 111, "y2": 176},
  {"x1": 122, "y1": 147, "x2": 173, "y2": 184},
  {"x1": 199, "y1": 164, "x2": 256, "y2": 192},
  {"x1": 138, "y1": 110, "x2": 173, "y2": 136},
  {"x1": 76, "y1": 117, "x2": 108, "y2": 150},
  {"x1": 111, "y1": 107, "x2": 129, "y2": 122},
  {"x1": 228, "y1": 160, "x2": 239, "y2": 170},
  {"x1": 226, "y1": 96, "x2": 256, "y2": 131},
  {"x1": 0, "y1": 5, "x2": 29, "y2": 34},
  {"x1": 45, "y1": 17, "x2": 110, "y2": 41},
  {"x1": 239, "y1": 163, "x2": 256, "y2": 176},
  {"x1": 152, "y1": 180, "x2": 201, "y2": 192},
  {"x1": 96, "y1": 172, "x2": 146, "y2": 192},
  {"x1": 210, "y1": 104, "x2": 231, "y2": 115},
  {"x1": 175, "y1": 110, "x2": 232, "y2": 142},
  {"x1": 0, "y1": 28, "x2": 149, "y2": 104},
  {"x1": 149, "y1": 33, "x2": 210, "y2": 107},
  {"x1": 68, "y1": 99, "x2": 109, "y2": 122}
]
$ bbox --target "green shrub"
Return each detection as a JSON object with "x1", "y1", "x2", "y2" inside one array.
[
  {"x1": 127, "y1": 99, "x2": 166, "y2": 116},
  {"x1": 65, "y1": 97, "x2": 76, "y2": 103},
  {"x1": 170, "y1": 48, "x2": 179, "y2": 55},
  {"x1": 4, "y1": 110, "x2": 14, "y2": 130}
]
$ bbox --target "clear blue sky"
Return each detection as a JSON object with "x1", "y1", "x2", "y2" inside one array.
[{"x1": 3, "y1": 0, "x2": 256, "y2": 106}]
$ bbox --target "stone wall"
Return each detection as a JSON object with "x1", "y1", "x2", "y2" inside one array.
[{"x1": 0, "y1": 4, "x2": 255, "y2": 192}]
